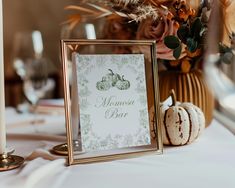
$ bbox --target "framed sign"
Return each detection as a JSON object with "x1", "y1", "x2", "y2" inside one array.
[{"x1": 61, "y1": 40, "x2": 162, "y2": 165}]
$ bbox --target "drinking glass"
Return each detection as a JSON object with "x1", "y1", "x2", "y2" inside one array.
[
  {"x1": 204, "y1": 0, "x2": 235, "y2": 132},
  {"x1": 12, "y1": 31, "x2": 54, "y2": 125},
  {"x1": 60, "y1": 21, "x2": 105, "y2": 149},
  {"x1": 23, "y1": 57, "x2": 49, "y2": 107}
]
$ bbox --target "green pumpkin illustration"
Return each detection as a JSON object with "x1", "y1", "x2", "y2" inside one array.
[
  {"x1": 96, "y1": 77, "x2": 111, "y2": 91},
  {"x1": 104, "y1": 69, "x2": 121, "y2": 86},
  {"x1": 115, "y1": 75, "x2": 130, "y2": 90}
]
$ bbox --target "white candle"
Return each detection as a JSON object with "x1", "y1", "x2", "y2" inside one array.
[{"x1": 0, "y1": 0, "x2": 6, "y2": 154}]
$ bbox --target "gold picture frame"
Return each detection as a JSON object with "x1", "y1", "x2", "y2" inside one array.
[{"x1": 60, "y1": 39, "x2": 163, "y2": 165}]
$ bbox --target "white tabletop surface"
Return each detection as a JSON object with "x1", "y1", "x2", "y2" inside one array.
[{"x1": 1, "y1": 107, "x2": 235, "y2": 188}]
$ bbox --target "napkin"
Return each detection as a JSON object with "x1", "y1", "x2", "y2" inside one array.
[{"x1": 1, "y1": 158, "x2": 66, "y2": 188}]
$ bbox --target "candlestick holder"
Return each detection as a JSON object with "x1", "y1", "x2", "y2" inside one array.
[
  {"x1": 52, "y1": 143, "x2": 68, "y2": 155},
  {"x1": 0, "y1": 151, "x2": 24, "y2": 171},
  {"x1": 52, "y1": 140, "x2": 80, "y2": 155}
]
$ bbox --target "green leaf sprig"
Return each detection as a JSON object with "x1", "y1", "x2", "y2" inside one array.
[
  {"x1": 164, "y1": 17, "x2": 206, "y2": 60},
  {"x1": 219, "y1": 43, "x2": 235, "y2": 64}
]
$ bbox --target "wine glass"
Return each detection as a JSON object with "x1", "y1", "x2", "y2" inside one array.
[
  {"x1": 13, "y1": 31, "x2": 44, "y2": 78},
  {"x1": 12, "y1": 31, "x2": 54, "y2": 126},
  {"x1": 60, "y1": 21, "x2": 105, "y2": 151},
  {"x1": 23, "y1": 57, "x2": 49, "y2": 107},
  {"x1": 204, "y1": 0, "x2": 235, "y2": 132}
]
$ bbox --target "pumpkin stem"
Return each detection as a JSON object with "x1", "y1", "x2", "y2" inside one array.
[
  {"x1": 170, "y1": 89, "x2": 177, "y2": 106},
  {"x1": 108, "y1": 69, "x2": 114, "y2": 75},
  {"x1": 121, "y1": 75, "x2": 124, "y2": 81}
]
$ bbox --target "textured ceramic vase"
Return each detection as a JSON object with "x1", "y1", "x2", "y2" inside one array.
[{"x1": 159, "y1": 69, "x2": 214, "y2": 127}]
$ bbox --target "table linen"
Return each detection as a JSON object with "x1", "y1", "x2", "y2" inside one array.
[{"x1": 0, "y1": 108, "x2": 235, "y2": 188}]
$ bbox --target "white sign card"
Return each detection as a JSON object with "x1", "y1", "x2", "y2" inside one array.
[{"x1": 74, "y1": 54, "x2": 151, "y2": 152}]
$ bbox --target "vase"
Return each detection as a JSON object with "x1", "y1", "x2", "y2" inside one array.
[{"x1": 158, "y1": 69, "x2": 214, "y2": 127}]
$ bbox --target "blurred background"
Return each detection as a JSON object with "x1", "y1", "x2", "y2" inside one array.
[{"x1": 3, "y1": 0, "x2": 78, "y2": 106}]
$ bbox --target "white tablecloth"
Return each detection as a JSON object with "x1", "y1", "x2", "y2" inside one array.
[{"x1": 1, "y1": 108, "x2": 235, "y2": 188}]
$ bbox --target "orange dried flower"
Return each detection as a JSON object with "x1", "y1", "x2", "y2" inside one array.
[
  {"x1": 170, "y1": 60, "x2": 181, "y2": 67},
  {"x1": 178, "y1": 8, "x2": 189, "y2": 21},
  {"x1": 186, "y1": 0, "x2": 202, "y2": 13},
  {"x1": 181, "y1": 59, "x2": 191, "y2": 73},
  {"x1": 186, "y1": 48, "x2": 202, "y2": 58}
]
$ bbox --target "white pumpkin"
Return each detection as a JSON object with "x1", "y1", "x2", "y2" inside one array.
[{"x1": 160, "y1": 90, "x2": 205, "y2": 146}]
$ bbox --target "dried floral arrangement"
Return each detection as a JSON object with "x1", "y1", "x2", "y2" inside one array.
[{"x1": 65, "y1": 0, "x2": 235, "y2": 72}]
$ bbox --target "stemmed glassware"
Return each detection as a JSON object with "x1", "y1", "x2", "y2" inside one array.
[
  {"x1": 53, "y1": 21, "x2": 105, "y2": 153},
  {"x1": 204, "y1": 0, "x2": 235, "y2": 131},
  {"x1": 22, "y1": 57, "x2": 49, "y2": 109},
  {"x1": 12, "y1": 30, "x2": 53, "y2": 128}
]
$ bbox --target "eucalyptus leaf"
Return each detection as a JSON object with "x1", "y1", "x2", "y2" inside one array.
[
  {"x1": 199, "y1": 27, "x2": 207, "y2": 37},
  {"x1": 187, "y1": 38, "x2": 198, "y2": 52},
  {"x1": 219, "y1": 43, "x2": 232, "y2": 53},
  {"x1": 222, "y1": 52, "x2": 234, "y2": 64},
  {"x1": 191, "y1": 18, "x2": 203, "y2": 39},
  {"x1": 177, "y1": 25, "x2": 189, "y2": 43},
  {"x1": 173, "y1": 45, "x2": 182, "y2": 59},
  {"x1": 164, "y1": 35, "x2": 180, "y2": 49}
]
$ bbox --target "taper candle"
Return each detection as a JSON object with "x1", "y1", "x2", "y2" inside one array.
[{"x1": 0, "y1": 0, "x2": 6, "y2": 154}]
